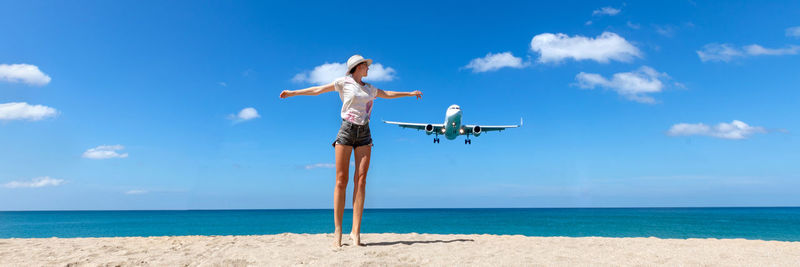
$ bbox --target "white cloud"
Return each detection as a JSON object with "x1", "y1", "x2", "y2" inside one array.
[
  {"x1": 464, "y1": 52, "x2": 528, "y2": 73},
  {"x1": 3, "y1": 176, "x2": 64, "y2": 188},
  {"x1": 654, "y1": 25, "x2": 675, "y2": 37},
  {"x1": 743, "y1": 44, "x2": 800, "y2": 56},
  {"x1": 530, "y1": 32, "x2": 642, "y2": 63},
  {"x1": 292, "y1": 62, "x2": 344, "y2": 85},
  {"x1": 786, "y1": 26, "x2": 800, "y2": 38},
  {"x1": 218, "y1": 82, "x2": 227, "y2": 87},
  {"x1": 696, "y1": 43, "x2": 742, "y2": 62},
  {"x1": 293, "y1": 62, "x2": 397, "y2": 85},
  {"x1": 627, "y1": 21, "x2": 641, "y2": 29},
  {"x1": 304, "y1": 162, "x2": 355, "y2": 169},
  {"x1": 697, "y1": 43, "x2": 800, "y2": 62},
  {"x1": 0, "y1": 64, "x2": 51, "y2": 86},
  {"x1": 0, "y1": 102, "x2": 58, "y2": 121},
  {"x1": 575, "y1": 66, "x2": 670, "y2": 103},
  {"x1": 592, "y1": 7, "x2": 621, "y2": 16},
  {"x1": 667, "y1": 120, "x2": 767, "y2": 139},
  {"x1": 228, "y1": 107, "x2": 260, "y2": 123},
  {"x1": 305, "y1": 163, "x2": 335, "y2": 170},
  {"x1": 82, "y1": 145, "x2": 128, "y2": 159},
  {"x1": 364, "y1": 64, "x2": 397, "y2": 82},
  {"x1": 125, "y1": 190, "x2": 147, "y2": 195}
]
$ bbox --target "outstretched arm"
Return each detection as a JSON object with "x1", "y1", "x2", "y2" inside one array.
[
  {"x1": 280, "y1": 82, "x2": 335, "y2": 98},
  {"x1": 377, "y1": 89, "x2": 422, "y2": 99}
]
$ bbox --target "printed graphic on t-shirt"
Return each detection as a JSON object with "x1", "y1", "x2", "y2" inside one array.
[{"x1": 365, "y1": 100, "x2": 373, "y2": 119}]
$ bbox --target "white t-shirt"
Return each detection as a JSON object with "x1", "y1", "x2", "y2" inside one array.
[{"x1": 333, "y1": 75, "x2": 377, "y2": 125}]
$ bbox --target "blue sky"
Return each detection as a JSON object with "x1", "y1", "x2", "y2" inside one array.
[{"x1": 1, "y1": 0, "x2": 799, "y2": 210}]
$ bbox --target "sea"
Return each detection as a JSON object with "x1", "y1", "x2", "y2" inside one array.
[{"x1": 2, "y1": 208, "x2": 799, "y2": 241}]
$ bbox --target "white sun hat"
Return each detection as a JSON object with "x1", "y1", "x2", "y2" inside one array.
[{"x1": 346, "y1": 54, "x2": 373, "y2": 75}]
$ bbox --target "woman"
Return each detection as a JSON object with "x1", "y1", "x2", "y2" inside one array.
[{"x1": 280, "y1": 55, "x2": 422, "y2": 247}]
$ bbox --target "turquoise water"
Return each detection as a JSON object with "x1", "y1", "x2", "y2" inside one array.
[{"x1": 1, "y1": 208, "x2": 799, "y2": 241}]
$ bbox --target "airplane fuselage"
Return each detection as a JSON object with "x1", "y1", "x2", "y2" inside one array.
[{"x1": 443, "y1": 106, "x2": 462, "y2": 140}]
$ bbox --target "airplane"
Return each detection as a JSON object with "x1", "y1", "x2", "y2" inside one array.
[{"x1": 383, "y1": 104, "x2": 521, "y2": 144}]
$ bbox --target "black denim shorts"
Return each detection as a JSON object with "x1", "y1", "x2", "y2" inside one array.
[{"x1": 332, "y1": 120, "x2": 373, "y2": 148}]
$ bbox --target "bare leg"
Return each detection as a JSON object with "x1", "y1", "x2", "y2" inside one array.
[
  {"x1": 333, "y1": 144, "x2": 352, "y2": 248},
  {"x1": 350, "y1": 145, "x2": 371, "y2": 246}
]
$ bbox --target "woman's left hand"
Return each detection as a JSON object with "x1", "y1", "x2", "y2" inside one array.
[{"x1": 412, "y1": 90, "x2": 422, "y2": 100}]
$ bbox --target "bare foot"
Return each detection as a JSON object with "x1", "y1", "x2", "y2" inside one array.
[
  {"x1": 333, "y1": 229, "x2": 343, "y2": 248},
  {"x1": 349, "y1": 232, "x2": 364, "y2": 246}
]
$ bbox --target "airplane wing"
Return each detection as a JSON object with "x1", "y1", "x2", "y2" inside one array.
[
  {"x1": 463, "y1": 118, "x2": 523, "y2": 134},
  {"x1": 383, "y1": 120, "x2": 444, "y2": 132},
  {"x1": 463, "y1": 124, "x2": 519, "y2": 133}
]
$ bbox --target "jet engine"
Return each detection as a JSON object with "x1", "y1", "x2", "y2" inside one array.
[
  {"x1": 472, "y1": 125, "x2": 481, "y2": 137},
  {"x1": 425, "y1": 124, "x2": 434, "y2": 135}
]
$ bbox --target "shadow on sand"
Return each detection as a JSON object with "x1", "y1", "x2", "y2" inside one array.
[{"x1": 365, "y1": 238, "x2": 474, "y2": 247}]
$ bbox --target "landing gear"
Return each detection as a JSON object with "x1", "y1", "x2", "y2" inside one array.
[
  {"x1": 433, "y1": 133, "x2": 440, "y2": 143},
  {"x1": 464, "y1": 133, "x2": 471, "y2": 145}
]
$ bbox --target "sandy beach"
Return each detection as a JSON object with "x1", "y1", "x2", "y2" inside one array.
[{"x1": 1, "y1": 233, "x2": 799, "y2": 266}]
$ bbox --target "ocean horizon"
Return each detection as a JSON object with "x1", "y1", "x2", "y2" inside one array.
[{"x1": 2, "y1": 207, "x2": 799, "y2": 241}]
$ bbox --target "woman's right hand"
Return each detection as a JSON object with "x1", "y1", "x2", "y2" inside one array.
[{"x1": 279, "y1": 90, "x2": 291, "y2": 98}]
